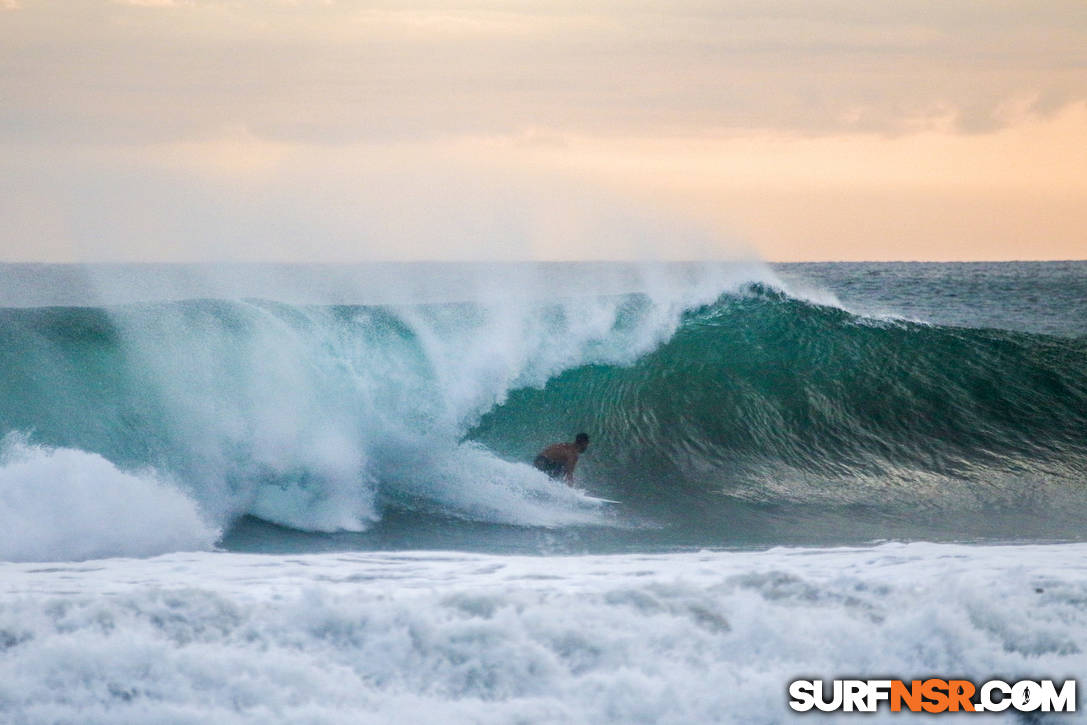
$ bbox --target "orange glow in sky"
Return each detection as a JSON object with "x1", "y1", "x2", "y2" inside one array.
[{"x1": 1, "y1": 1, "x2": 1085, "y2": 261}]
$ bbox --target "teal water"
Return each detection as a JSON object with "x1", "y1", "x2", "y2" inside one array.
[{"x1": 1, "y1": 261, "x2": 1085, "y2": 558}]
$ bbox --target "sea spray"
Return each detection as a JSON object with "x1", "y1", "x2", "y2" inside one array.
[
  {"x1": 0, "y1": 435, "x2": 218, "y2": 562},
  {"x1": 2, "y1": 262, "x2": 1086, "y2": 556},
  {"x1": 0, "y1": 263, "x2": 759, "y2": 550}
]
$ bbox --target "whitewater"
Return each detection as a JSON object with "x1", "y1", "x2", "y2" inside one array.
[{"x1": 2, "y1": 260, "x2": 1086, "y2": 722}]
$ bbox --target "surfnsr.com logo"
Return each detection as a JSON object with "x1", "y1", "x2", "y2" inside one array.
[{"x1": 789, "y1": 679, "x2": 1076, "y2": 714}]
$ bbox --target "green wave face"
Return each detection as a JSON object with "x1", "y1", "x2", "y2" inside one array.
[
  {"x1": 2, "y1": 287, "x2": 1087, "y2": 545},
  {"x1": 472, "y1": 289, "x2": 1087, "y2": 516}
]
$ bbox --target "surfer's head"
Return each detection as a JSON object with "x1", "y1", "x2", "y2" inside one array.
[{"x1": 575, "y1": 432, "x2": 589, "y2": 452}]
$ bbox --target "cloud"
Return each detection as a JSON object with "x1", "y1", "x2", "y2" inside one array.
[
  {"x1": 111, "y1": 0, "x2": 189, "y2": 7},
  {"x1": 1, "y1": 1, "x2": 1085, "y2": 261},
  {"x1": 1, "y1": 0, "x2": 1084, "y2": 146}
]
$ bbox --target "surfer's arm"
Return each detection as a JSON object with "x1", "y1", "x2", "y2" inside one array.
[{"x1": 563, "y1": 453, "x2": 578, "y2": 483}]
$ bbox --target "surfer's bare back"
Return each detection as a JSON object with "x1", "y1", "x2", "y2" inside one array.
[{"x1": 533, "y1": 433, "x2": 590, "y2": 485}]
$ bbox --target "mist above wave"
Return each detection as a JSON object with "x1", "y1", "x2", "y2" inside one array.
[{"x1": 0, "y1": 263, "x2": 768, "y2": 557}]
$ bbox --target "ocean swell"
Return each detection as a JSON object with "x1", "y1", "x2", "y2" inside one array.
[
  {"x1": 474, "y1": 287, "x2": 1087, "y2": 513},
  {"x1": 0, "y1": 266, "x2": 747, "y2": 554},
  {"x1": 2, "y1": 270, "x2": 1086, "y2": 558}
]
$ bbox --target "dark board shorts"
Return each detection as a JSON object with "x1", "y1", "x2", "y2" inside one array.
[{"x1": 533, "y1": 455, "x2": 565, "y2": 479}]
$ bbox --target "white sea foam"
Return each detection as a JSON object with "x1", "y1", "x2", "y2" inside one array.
[
  {"x1": 0, "y1": 437, "x2": 219, "y2": 562},
  {"x1": 3, "y1": 263, "x2": 779, "y2": 558},
  {"x1": 93, "y1": 261, "x2": 779, "y2": 537},
  {"x1": 1, "y1": 542, "x2": 1083, "y2": 723}
]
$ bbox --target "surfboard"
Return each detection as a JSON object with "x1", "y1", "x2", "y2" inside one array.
[{"x1": 582, "y1": 495, "x2": 621, "y2": 504}]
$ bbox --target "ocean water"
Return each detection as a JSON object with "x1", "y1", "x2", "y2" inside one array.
[{"x1": 1, "y1": 260, "x2": 1085, "y2": 722}]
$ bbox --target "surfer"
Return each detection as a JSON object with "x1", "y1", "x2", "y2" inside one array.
[{"x1": 533, "y1": 433, "x2": 589, "y2": 485}]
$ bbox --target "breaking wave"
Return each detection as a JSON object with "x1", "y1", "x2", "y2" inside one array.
[{"x1": 1, "y1": 265, "x2": 1085, "y2": 558}]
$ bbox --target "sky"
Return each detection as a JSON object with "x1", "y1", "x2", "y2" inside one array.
[{"x1": 1, "y1": 0, "x2": 1085, "y2": 262}]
